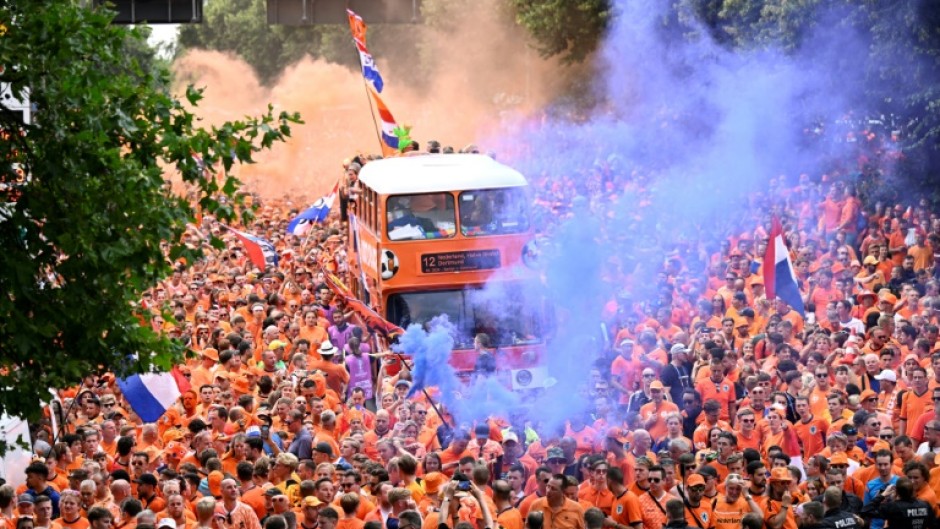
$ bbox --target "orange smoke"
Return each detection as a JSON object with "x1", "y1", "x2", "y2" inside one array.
[{"x1": 170, "y1": 1, "x2": 569, "y2": 200}]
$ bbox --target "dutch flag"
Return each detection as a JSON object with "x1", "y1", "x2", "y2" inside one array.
[
  {"x1": 355, "y1": 41, "x2": 385, "y2": 93},
  {"x1": 368, "y1": 89, "x2": 399, "y2": 155},
  {"x1": 287, "y1": 183, "x2": 338, "y2": 236},
  {"x1": 225, "y1": 226, "x2": 279, "y2": 270},
  {"x1": 763, "y1": 217, "x2": 806, "y2": 316},
  {"x1": 117, "y1": 372, "x2": 182, "y2": 423}
]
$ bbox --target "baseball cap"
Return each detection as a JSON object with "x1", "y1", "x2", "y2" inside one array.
[
  {"x1": 769, "y1": 468, "x2": 792, "y2": 482},
  {"x1": 314, "y1": 442, "x2": 334, "y2": 457},
  {"x1": 874, "y1": 369, "x2": 897, "y2": 382},
  {"x1": 606, "y1": 427, "x2": 630, "y2": 444},
  {"x1": 829, "y1": 452, "x2": 848, "y2": 465},
  {"x1": 201, "y1": 348, "x2": 219, "y2": 362},
  {"x1": 302, "y1": 497, "x2": 322, "y2": 508},
  {"x1": 546, "y1": 447, "x2": 565, "y2": 462},
  {"x1": 268, "y1": 340, "x2": 287, "y2": 351},
  {"x1": 158, "y1": 519, "x2": 177, "y2": 529},
  {"x1": 860, "y1": 389, "x2": 877, "y2": 401},
  {"x1": 863, "y1": 256, "x2": 878, "y2": 265},
  {"x1": 841, "y1": 424, "x2": 858, "y2": 436},
  {"x1": 502, "y1": 432, "x2": 520, "y2": 444},
  {"x1": 649, "y1": 380, "x2": 665, "y2": 390},
  {"x1": 686, "y1": 474, "x2": 706, "y2": 487},
  {"x1": 669, "y1": 344, "x2": 689, "y2": 355},
  {"x1": 135, "y1": 473, "x2": 158, "y2": 487},
  {"x1": 17, "y1": 494, "x2": 34, "y2": 505}
]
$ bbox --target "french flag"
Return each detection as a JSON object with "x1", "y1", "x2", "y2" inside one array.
[
  {"x1": 225, "y1": 226, "x2": 279, "y2": 269},
  {"x1": 763, "y1": 217, "x2": 806, "y2": 316},
  {"x1": 117, "y1": 372, "x2": 182, "y2": 423},
  {"x1": 368, "y1": 89, "x2": 399, "y2": 156},
  {"x1": 287, "y1": 183, "x2": 338, "y2": 236}
]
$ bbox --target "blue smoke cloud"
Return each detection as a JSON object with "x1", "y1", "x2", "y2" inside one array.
[{"x1": 397, "y1": 1, "x2": 882, "y2": 434}]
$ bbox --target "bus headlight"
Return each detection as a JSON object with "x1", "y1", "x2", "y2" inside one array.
[{"x1": 515, "y1": 369, "x2": 533, "y2": 387}]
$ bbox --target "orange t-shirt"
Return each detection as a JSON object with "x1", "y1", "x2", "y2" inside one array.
[
  {"x1": 695, "y1": 379, "x2": 736, "y2": 421},
  {"x1": 900, "y1": 389, "x2": 934, "y2": 436},
  {"x1": 793, "y1": 417, "x2": 828, "y2": 458},
  {"x1": 611, "y1": 356, "x2": 641, "y2": 404},
  {"x1": 639, "y1": 401, "x2": 679, "y2": 440},
  {"x1": 51, "y1": 518, "x2": 91, "y2": 529},
  {"x1": 336, "y1": 518, "x2": 365, "y2": 529},
  {"x1": 610, "y1": 490, "x2": 642, "y2": 527}
]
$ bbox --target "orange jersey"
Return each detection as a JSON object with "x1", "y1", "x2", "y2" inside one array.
[{"x1": 793, "y1": 417, "x2": 828, "y2": 458}]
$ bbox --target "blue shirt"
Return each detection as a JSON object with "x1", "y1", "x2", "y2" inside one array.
[
  {"x1": 26, "y1": 486, "x2": 61, "y2": 519},
  {"x1": 864, "y1": 475, "x2": 899, "y2": 529}
]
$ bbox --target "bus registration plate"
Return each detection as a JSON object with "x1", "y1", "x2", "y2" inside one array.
[{"x1": 420, "y1": 249, "x2": 501, "y2": 274}]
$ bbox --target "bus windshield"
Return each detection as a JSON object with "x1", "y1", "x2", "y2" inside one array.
[
  {"x1": 459, "y1": 188, "x2": 529, "y2": 236},
  {"x1": 386, "y1": 193, "x2": 456, "y2": 241},
  {"x1": 386, "y1": 284, "x2": 543, "y2": 350}
]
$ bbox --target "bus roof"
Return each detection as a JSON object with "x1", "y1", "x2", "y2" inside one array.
[{"x1": 358, "y1": 154, "x2": 528, "y2": 195}]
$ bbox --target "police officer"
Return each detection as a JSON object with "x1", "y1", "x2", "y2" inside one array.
[{"x1": 861, "y1": 479, "x2": 936, "y2": 529}]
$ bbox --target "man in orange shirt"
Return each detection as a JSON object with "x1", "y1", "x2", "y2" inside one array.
[
  {"x1": 605, "y1": 467, "x2": 642, "y2": 529},
  {"x1": 794, "y1": 397, "x2": 828, "y2": 458},
  {"x1": 900, "y1": 367, "x2": 933, "y2": 436},
  {"x1": 528, "y1": 474, "x2": 585, "y2": 529},
  {"x1": 695, "y1": 352, "x2": 737, "y2": 423},
  {"x1": 639, "y1": 382, "x2": 678, "y2": 442},
  {"x1": 577, "y1": 460, "x2": 613, "y2": 515},
  {"x1": 679, "y1": 474, "x2": 712, "y2": 529},
  {"x1": 637, "y1": 466, "x2": 676, "y2": 529}
]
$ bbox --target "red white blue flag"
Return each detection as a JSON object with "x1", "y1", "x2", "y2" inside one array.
[
  {"x1": 368, "y1": 89, "x2": 399, "y2": 156},
  {"x1": 225, "y1": 226, "x2": 279, "y2": 269},
  {"x1": 763, "y1": 217, "x2": 805, "y2": 316}
]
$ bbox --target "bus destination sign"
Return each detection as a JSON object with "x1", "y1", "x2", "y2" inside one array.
[{"x1": 420, "y1": 249, "x2": 501, "y2": 274}]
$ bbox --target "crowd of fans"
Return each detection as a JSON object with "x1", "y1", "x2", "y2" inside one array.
[{"x1": 4, "y1": 128, "x2": 940, "y2": 529}]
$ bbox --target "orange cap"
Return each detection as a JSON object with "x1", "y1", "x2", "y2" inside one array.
[
  {"x1": 829, "y1": 452, "x2": 848, "y2": 465},
  {"x1": 423, "y1": 472, "x2": 446, "y2": 495},
  {"x1": 769, "y1": 467, "x2": 792, "y2": 482},
  {"x1": 201, "y1": 348, "x2": 219, "y2": 362},
  {"x1": 606, "y1": 427, "x2": 630, "y2": 444}
]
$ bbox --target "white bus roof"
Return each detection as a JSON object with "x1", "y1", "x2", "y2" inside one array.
[{"x1": 358, "y1": 154, "x2": 528, "y2": 195}]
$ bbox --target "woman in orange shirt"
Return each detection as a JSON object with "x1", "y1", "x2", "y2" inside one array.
[{"x1": 51, "y1": 491, "x2": 90, "y2": 529}]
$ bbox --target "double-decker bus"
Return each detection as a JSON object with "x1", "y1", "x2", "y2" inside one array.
[{"x1": 346, "y1": 154, "x2": 550, "y2": 391}]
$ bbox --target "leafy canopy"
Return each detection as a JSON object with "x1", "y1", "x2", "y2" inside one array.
[{"x1": 0, "y1": 1, "x2": 300, "y2": 422}]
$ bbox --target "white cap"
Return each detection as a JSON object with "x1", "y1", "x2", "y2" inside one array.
[
  {"x1": 502, "y1": 431, "x2": 520, "y2": 444},
  {"x1": 874, "y1": 369, "x2": 897, "y2": 382},
  {"x1": 158, "y1": 519, "x2": 177, "y2": 529}
]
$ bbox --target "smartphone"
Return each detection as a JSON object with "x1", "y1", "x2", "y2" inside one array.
[
  {"x1": 261, "y1": 425, "x2": 270, "y2": 437},
  {"x1": 457, "y1": 481, "x2": 471, "y2": 492}
]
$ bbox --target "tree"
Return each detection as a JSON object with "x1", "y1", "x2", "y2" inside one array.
[
  {"x1": 177, "y1": 0, "x2": 357, "y2": 85},
  {"x1": 0, "y1": 1, "x2": 300, "y2": 426},
  {"x1": 507, "y1": 0, "x2": 613, "y2": 64}
]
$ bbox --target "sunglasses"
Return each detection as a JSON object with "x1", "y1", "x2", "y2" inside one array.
[
  {"x1": 880, "y1": 434, "x2": 893, "y2": 439},
  {"x1": 649, "y1": 478, "x2": 662, "y2": 483}
]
